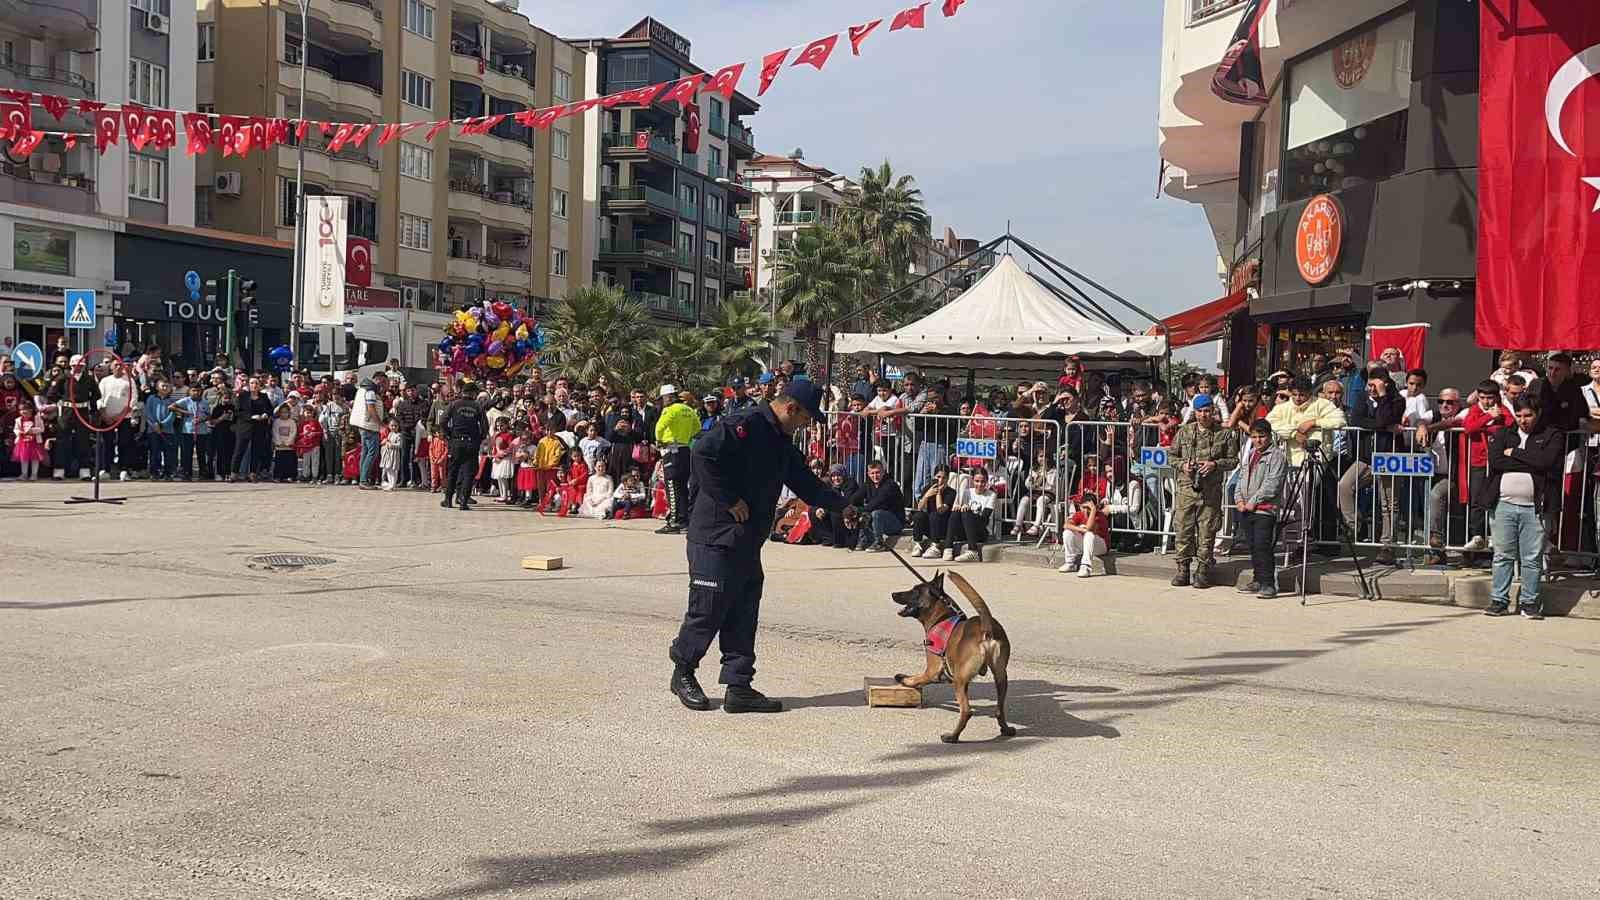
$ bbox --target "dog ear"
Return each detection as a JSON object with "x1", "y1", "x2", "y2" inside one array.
[{"x1": 932, "y1": 571, "x2": 944, "y2": 589}]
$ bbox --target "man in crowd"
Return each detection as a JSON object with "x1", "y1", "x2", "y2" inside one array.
[
  {"x1": 392, "y1": 384, "x2": 426, "y2": 487},
  {"x1": 727, "y1": 377, "x2": 756, "y2": 412},
  {"x1": 850, "y1": 365, "x2": 875, "y2": 403},
  {"x1": 46, "y1": 354, "x2": 98, "y2": 481},
  {"x1": 1339, "y1": 368, "x2": 1405, "y2": 565},
  {"x1": 1419, "y1": 387, "x2": 1467, "y2": 566},
  {"x1": 440, "y1": 381, "x2": 488, "y2": 512},
  {"x1": 846, "y1": 459, "x2": 906, "y2": 552},
  {"x1": 700, "y1": 393, "x2": 724, "y2": 433},
  {"x1": 654, "y1": 387, "x2": 702, "y2": 535},
  {"x1": 1168, "y1": 394, "x2": 1239, "y2": 588},
  {"x1": 97, "y1": 359, "x2": 136, "y2": 480},
  {"x1": 1332, "y1": 351, "x2": 1366, "y2": 415},
  {"x1": 351, "y1": 372, "x2": 386, "y2": 490},
  {"x1": 1480, "y1": 398, "x2": 1563, "y2": 619}
]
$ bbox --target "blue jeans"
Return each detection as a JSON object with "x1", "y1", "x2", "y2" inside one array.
[
  {"x1": 865, "y1": 509, "x2": 905, "y2": 546},
  {"x1": 1491, "y1": 500, "x2": 1544, "y2": 611},
  {"x1": 148, "y1": 432, "x2": 175, "y2": 478},
  {"x1": 359, "y1": 428, "x2": 380, "y2": 485},
  {"x1": 913, "y1": 442, "x2": 944, "y2": 496},
  {"x1": 843, "y1": 452, "x2": 865, "y2": 484}
]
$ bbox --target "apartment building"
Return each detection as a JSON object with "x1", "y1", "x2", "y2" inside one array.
[
  {"x1": 199, "y1": 0, "x2": 590, "y2": 319},
  {"x1": 0, "y1": 0, "x2": 197, "y2": 353},
  {"x1": 572, "y1": 18, "x2": 758, "y2": 326}
]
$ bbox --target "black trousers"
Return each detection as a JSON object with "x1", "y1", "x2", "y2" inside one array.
[
  {"x1": 670, "y1": 542, "x2": 764, "y2": 686},
  {"x1": 231, "y1": 431, "x2": 255, "y2": 476},
  {"x1": 913, "y1": 508, "x2": 951, "y2": 547},
  {"x1": 58, "y1": 415, "x2": 92, "y2": 475},
  {"x1": 812, "y1": 507, "x2": 856, "y2": 548},
  {"x1": 663, "y1": 445, "x2": 690, "y2": 526},
  {"x1": 442, "y1": 442, "x2": 478, "y2": 506},
  {"x1": 957, "y1": 508, "x2": 993, "y2": 551},
  {"x1": 1245, "y1": 511, "x2": 1278, "y2": 588}
]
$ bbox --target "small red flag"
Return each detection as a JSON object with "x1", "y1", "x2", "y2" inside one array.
[
  {"x1": 848, "y1": 21, "x2": 883, "y2": 55},
  {"x1": 295, "y1": 119, "x2": 310, "y2": 141},
  {"x1": 0, "y1": 100, "x2": 27, "y2": 140},
  {"x1": 634, "y1": 129, "x2": 651, "y2": 150},
  {"x1": 320, "y1": 121, "x2": 334, "y2": 137},
  {"x1": 77, "y1": 99, "x2": 104, "y2": 116},
  {"x1": 891, "y1": 3, "x2": 929, "y2": 30},
  {"x1": 347, "y1": 236, "x2": 373, "y2": 288},
  {"x1": 792, "y1": 35, "x2": 840, "y2": 71},
  {"x1": 327, "y1": 122, "x2": 354, "y2": 152},
  {"x1": 706, "y1": 64, "x2": 746, "y2": 100},
  {"x1": 39, "y1": 94, "x2": 69, "y2": 121},
  {"x1": 10, "y1": 130, "x2": 44, "y2": 158},
  {"x1": 759, "y1": 49, "x2": 790, "y2": 96},
  {"x1": 531, "y1": 106, "x2": 567, "y2": 129},
  {"x1": 942, "y1": 0, "x2": 965, "y2": 17},
  {"x1": 93, "y1": 108, "x2": 120, "y2": 153},
  {"x1": 377, "y1": 123, "x2": 402, "y2": 146},
  {"x1": 660, "y1": 74, "x2": 706, "y2": 108},
  {"x1": 122, "y1": 103, "x2": 150, "y2": 150},
  {"x1": 424, "y1": 119, "x2": 451, "y2": 142},
  {"x1": 684, "y1": 106, "x2": 702, "y2": 154},
  {"x1": 183, "y1": 113, "x2": 212, "y2": 155},
  {"x1": 151, "y1": 109, "x2": 178, "y2": 150},
  {"x1": 0, "y1": 88, "x2": 28, "y2": 106},
  {"x1": 619, "y1": 83, "x2": 668, "y2": 106}
]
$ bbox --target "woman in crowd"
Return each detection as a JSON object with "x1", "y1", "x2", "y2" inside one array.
[
  {"x1": 911, "y1": 465, "x2": 957, "y2": 559},
  {"x1": 1059, "y1": 492, "x2": 1111, "y2": 578},
  {"x1": 950, "y1": 467, "x2": 998, "y2": 563}
]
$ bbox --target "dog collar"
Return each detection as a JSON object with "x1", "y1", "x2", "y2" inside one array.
[{"x1": 925, "y1": 611, "x2": 966, "y2": 658}]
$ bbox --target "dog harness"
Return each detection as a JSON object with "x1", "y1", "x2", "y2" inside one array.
[{"x1": 925, "y1": 611, "x2": 966, "y2": 658}]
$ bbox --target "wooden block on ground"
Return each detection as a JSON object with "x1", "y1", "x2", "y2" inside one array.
[
  {"x1": 865, "y1": 676, "x2": 922, "y2": 708},
  {"x1": 521, "y1": 555, "x2": 564, "y2": 571}
]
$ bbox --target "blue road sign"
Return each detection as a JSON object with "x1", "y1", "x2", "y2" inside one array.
[
  {"x1": 64, "y1": 289, "x2": 96, "y2": 329},
  {"x1": 185, "y1": 270, "x2": 201, "y2": 293},
  {"x1": 1140, "y1": 446, "x2": 1171, "y2": 469},
  {"x1": 10, "y1": 341, "x2": 43, "y2": 379},
  {"x1": 1372, "y1": 452, "x2": 1434, "y2": 477},
  {"x1": 955, "y1": 437, "x2": 998, "y2": 460}
]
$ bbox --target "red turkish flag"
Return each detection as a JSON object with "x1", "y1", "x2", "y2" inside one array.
[
  {"x1": 39, "y1": 94, "x2": 69, "y2": 121},
  {"x1": 327, "y1": 122, "x2": 354, "y2": 152},
  {"x1": 348, "y1": 122, "x2": 376, "y2": 148},
  {"x1": 891, "y1": 3, "x2": 929, "y2": 31},
  {"x1": 1367, "y1": 324, "x2": 1429, "y2": 371},
  {"x1": 661, "y1": 74, "x2": 706, "y2": 108},
  {"x1": 248, "y1": 116, "x2": 269, "y2": 152},
  {"x1": 634, "y1": 129, "x2": 651, "y2": 150},
  {"x1": 513, "y1": 109, "x2": 537, "y2": 127},
  {"x1": 217, "y1": 115, "x2": 245, "y2": 157},
  {"x1": 271, "y1": 118, "x2": 290, "y2": 146},
  {"x1": 151, "y1": 109, "x2": 178, "y2": 150},
  {"x1": 295, "y1": 119, "x2": 311, "y2": 141},
  {"x1": 707, "y1": 64, "x2": 745, "y2": 100},
  {"x1": 684, "y1": 106, "x2": 701, "y2": 155},
  {"x1": 563, "y1": 98, "x2": 603, "y2": 119},
  {"x1": 0, "y1": 100, "x2": 27, "y2": 140},
  {"x1": 531, "y1": 106, "x2": 567, "y2": 129},
  {"x1": 942, "y1": 0, "x2": 965, "y2": 17},
  {"x1": 346, "y1": 236, "x2": 373, "y2": 288},
  {"x1": 1478, "y1": 1, "x2": 1600, "y2": 349},
  {"x1": 183, "y1": 113, "x2": 212, "y2": 155},
  {"x1": 78, "y1": 99, "x2": 104, "y2": 116},
  {"x1": 0, "y1": 88, "x2": 29, "y2": 107},
  {"x1": 377, "y1": 123, "x2": 402, "y2": 146},
  {"x1": 9, "y1": 130, "x2": 43, "y2": 158},
  {"x1": 93, "y1": 108, "x2": 120, "y2": 153},
  {"x1": 849, "y1": 20, "x2": 883, "y2": 55},
  {"x1": 424, "y1": 119, "x2": 451, "y2": 142},
  {"x1": 123, "y1": 104, "x2": 152, "y2": 150},
  {"x1": 792, "y1": 35, "x2": 840, "y2": 71},
  {"x1": 758, "y1": 49, "x2": 790, "y2": 96}
]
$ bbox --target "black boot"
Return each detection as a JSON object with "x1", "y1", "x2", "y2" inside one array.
[
  {"x1": 1170, "y1": 565, "x2": 1191, "y2": 587},
  {"x1": 723, "y1": 684, "x2": 783, "y2": 714},
  {"x1": 439, "y1": 498, "x2": 452, "y2": 509},
  {"x1": 1193, "y1": 566, "x2": 1212, "y2": 589},
  {"x1": 670, "y1": 667, "x2": 711, "y2": 711}
]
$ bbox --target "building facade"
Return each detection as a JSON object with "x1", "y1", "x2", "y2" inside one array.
[
  {"x1": 1159, "y1": 0, "x2": 1482, "y2": 389},
  {"x1": 0, "y1": 0, "x2": 197, "y2": 354},
  {"x1": 574, "y1": 18, "x2": 758, "y2": 327},
  {"x1": 199, "y1": 0, "x2": 590, "y2": 318}
]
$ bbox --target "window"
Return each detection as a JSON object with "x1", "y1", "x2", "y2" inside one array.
[
  {"x1": 707, "y1": 194, "x2": 722, "y2": 218},
  {"x1": 703, "y1": 284, "x2": 719, "y2": 305},
  {"x1": 197, "y1": 24, "x2": 215, "y2": 62},
  {"x1": 279, "y1": 177, "x2": 298, "y2": 227},
  {"x1": 553, "y1": 68, "x2": 572, "y2": 102},
  {"x1": 13, "y1": 224, "x2": 74, "y2": 276},
  {"x1": 403, "y1": 0, "x2": 434, "y2": 39},
  {"x1": 128, "y1": 154, "x2": 165, "y2": 202},
  {"x1": 552, "y1": 247, "x2": 568, "y2": 277},
  {"x1": 606, "y1": 53, "x2": 649, "y2": 88},
  {"x1": 675, "y1": 281, "x2": 693, "y2": 302},
  {"x1": 130, "y1": 0, "x2": 170, "y2": 13},
  {"x1": 195, "y1": 186, "x2": 213, "y2": 226},
  {"x1": 679, "y1": 184, "x2": 697, "y2": 206},
  {"x1": 128, "y1": 59, "x2": 167, "y2": 105},
  {"x1": 552, "y1": 128, "x2": 570, "y2": 161},
  {"x1": 402, "y1": 70, "x2": 434, "y2": 110},
  {"x1": 551, "y1": 188, "x2": 568, "y2": 219},
  {"x1": 399, "y1": 143, "x2": 433, "y2": 181},
  {"x1": 709, "y1": 146, "x2": 723, "y2": 172},
  {"x1": 677, "y1": 231, "x2": 694, "y2": 257},
  {"x1": 709, "y1": 97, "x2": 724, "y2": 120},
  {"x1": 399, "y1": 213, "x2": 432, "y2": 251},
  {"x1": 197, "y1": 103, "x2": 215, "y2": 115},
  {"x1": 705, "y1": 238, "x2": 720, "y2": 261},
  {"x1": 349, "y1": 197, "x2": 378, "y2": 241}
]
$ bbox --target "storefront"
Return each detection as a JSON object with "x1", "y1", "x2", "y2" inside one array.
[
  {"x1": 0, "y1": 209, "x2": 121, "y2": 360},
  {"x1": 114, "y1": 223, "x2": 292, "y2": 371},
  {"x1": 1227, "y1": 1, "x2": 1483, "y2": 389}
]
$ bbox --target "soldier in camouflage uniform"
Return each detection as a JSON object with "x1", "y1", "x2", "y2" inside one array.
[{"x1": 1168, "y1": 394, "x2": 1239, "y2": 589}]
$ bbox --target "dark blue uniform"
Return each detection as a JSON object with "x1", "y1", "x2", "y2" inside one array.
[{"x1": 669, "y1": 404, "x2": 848, "y2": 686}]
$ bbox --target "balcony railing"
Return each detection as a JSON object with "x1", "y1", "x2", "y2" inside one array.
[
  {"x1": 3, "y1": 161, "x2": 94, "y2": 191},
  {"x1": 703, "y1": 257, "x2": 722, "y2": 276},
  {"x1": 601, "y1": 131, "x2": 679, "y2": 161},
  {"x1": 336, "y1": 0, "x2": 381, "y2": 19},
  {"x1": 707, "y1": 113, "x2": 726, "y2": 138},
  {"x1": 776, "y1": 211, "x2": 818, "y2": 225},
  {"x1": 725, "y1": 214, "x2": 745, "y2": 234},
  {"x1": 729, "y1": 122, "x2": 754, "y2": 149},
  {"x1": 450, "y1": 178, "x2": 532, "y2": 208},
  {"x1": 448, "y1": 248, "x2": 481, "y2": 261},
  {"x1": 736, "y1": 204, "x2": 755, "y2": 219},
  {"x1": 0, "y1": 59, "x2": 96, "y2": 96},
  {"x1": 630, "y1": 291, "x2": 695, "y2": 321},
  {"x1": 600, "y1": 238, "x2": 679, "y2": 264},
  {"x1": 679, "y1": 198, "x2": 698, "y2": 219},
  {"x1": 1189, "y1": 0, "x2": 1249, "y2": 25},
  {"x1": 682, "y1": 151, "x2": 700, "y2": 173},
  {"x1": 482, "y1": 255, "x2": 531, "y2": 272},
  {"x1": 601, "y1": 184, "x2": 677, "y2": 211}
]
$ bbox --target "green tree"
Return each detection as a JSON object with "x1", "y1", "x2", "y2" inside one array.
[
  {"x1": 706, "y1": 293, "x2": 775, "y2": 377},
  {"x1": 773, "y1": 223, "x2": 877, "y2": 374},
  {"x1": 540, "y1": 284, "x2": 650, "y2": 387},
  {"x1": 841, "y1": 159, "x2": 930, "y2": 292},
  {"x1": 636, "y1": 327, "x2": 721, "y2": 395}
]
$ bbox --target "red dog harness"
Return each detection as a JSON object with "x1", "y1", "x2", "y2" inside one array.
[{"x1": 925, "y1": 611, "x2": 966, "y2": 657}]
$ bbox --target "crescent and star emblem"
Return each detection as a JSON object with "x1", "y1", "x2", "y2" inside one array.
[{"x1": 1546, "y1": 43, "x2": 1600, "y2": 211}]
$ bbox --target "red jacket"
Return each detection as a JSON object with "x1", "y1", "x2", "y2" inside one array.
[{"x1": 1460, "y1": 403, "x2": 1513, "y2": 502}]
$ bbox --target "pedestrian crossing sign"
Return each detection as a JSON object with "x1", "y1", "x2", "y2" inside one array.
[{"x1": 64, "y1": 289, "x2": 96, "y2": 329}]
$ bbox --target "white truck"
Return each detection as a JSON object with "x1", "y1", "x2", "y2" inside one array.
[{"x1": 297, "y1": 308, "x2": 452, "y2": 383}]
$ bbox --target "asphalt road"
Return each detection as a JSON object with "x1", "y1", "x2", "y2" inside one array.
[{"x1": 2, "y1": 480, "x2": 1598, "y2": 898}]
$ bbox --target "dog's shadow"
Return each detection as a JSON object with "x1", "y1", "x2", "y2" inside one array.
[{"x1": 782, "y1": 679, "x2": 1121, "y2": 742}]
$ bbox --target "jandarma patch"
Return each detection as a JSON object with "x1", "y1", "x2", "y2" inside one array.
[{"x1": 691, "y1": 579, "x2": 721, "y2": 589}]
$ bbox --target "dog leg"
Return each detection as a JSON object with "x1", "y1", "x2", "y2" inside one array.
[
  {"x1": 941, "y1": 679, "x2": 973, "y2": 743},
  {"x1": 994, "y1": 662, "x2": 1016, "y2": 738},
  {"x1": 896, "y1": 654, "x2": 941, "y2": 689}
]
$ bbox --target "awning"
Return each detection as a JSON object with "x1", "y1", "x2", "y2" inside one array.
[{"x1": 1147, "y1": 289, "x2": 1248, "y2": 350}]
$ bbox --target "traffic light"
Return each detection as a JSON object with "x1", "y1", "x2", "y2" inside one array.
[{"x1": 221, "y1": 270, "x2": 237, "y2": 358}]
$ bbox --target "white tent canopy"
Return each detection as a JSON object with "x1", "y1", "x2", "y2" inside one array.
[{"x1": 832, "y1": 254, "x2": 1168, "y2": 359}]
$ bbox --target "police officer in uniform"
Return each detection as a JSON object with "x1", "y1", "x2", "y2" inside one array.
[
  {"x1": 46, "y1": 354, "x2": 100, "y2": 481},
  {"x1": 654, "y1": 387, "x2": 701, "y2": 535},
  {"x1": 669, "y1": 380, "x2": 856, "y2": 713},
  {"x1": 440, "y1": 381, "x2": 489, "y2": 511}
]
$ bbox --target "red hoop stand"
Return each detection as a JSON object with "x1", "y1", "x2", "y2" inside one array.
[{"x1": 63, "y1": 348, "x2": 135, "y2": 506}]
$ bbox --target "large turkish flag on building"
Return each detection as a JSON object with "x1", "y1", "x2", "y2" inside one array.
[{"x1": 1479, "y1": 1, "x2": 1600, "y2": 350}]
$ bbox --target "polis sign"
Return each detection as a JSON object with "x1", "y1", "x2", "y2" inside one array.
[{"x1": 1295, "y1": 194, "x2": 1344, "y2": 285}]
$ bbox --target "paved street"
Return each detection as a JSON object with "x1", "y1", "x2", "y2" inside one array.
[{"x1": 3, "y1": 480, "x2": 1599, "y2": 898}]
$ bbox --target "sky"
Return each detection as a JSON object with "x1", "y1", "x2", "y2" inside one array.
[{"x1": 538, "y1": 0, "x2": 1224, "y2": 365}]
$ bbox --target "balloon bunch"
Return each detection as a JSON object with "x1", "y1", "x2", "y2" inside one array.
[
  {"x1": 438, "y1": 300, "x2": 545, "y2": 377},
  {"x1": 267, "y1": 344, "x2": 294, "y2": 374}
]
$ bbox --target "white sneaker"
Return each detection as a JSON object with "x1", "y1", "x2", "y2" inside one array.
[
  {"x1": 119, "y1": 472, "x2": 130, "y2": 482},
  {"x1": 1465, "y1": 535, "x2": 1489, "y2": 551},
  {"x1": 955, "y1": 550, "x2": 981, "y2": 563},
  {"x1": 98, "y1": 469, "x2": 110, "y2": 478},
  {"x1": 942, "y1": 548, "x2": 955, "y2": 561},
  {"x1": 1057, "y1": 556, "x2": 1081, "y2": 574},
  {"x1": 1077, "y1": 565, "x2": 1093, "y2": 578},
  {"x1": 917, "y1": 545, "x2": 938, "y2": 559}
]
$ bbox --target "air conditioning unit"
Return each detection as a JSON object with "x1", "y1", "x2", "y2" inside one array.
[
  {"x1": 145, "y1": 12, "x2": 169, "y2": 34},
  {"x1": 760, "y1": 248, "x2": 772, "y2": 258},
  {"x1": 215, "y1": 171, "x2": 242, "y2": 195},
  {"x1": 401, "y1": 285, "x2": 419, "y2": 308}
]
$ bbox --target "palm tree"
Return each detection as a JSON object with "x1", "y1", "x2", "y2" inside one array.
[
  {"x1": 540, "y1": 284, "x2": 650, "y2": 386},
  {"x1": 841, "y1": 160, "x2": 930, "y2": 289},
  {"x1": 636, "y1": 327, "x2": 721, "y2": 395},
  {"x1": 706, "y1": 293, "x2": 774, "y2": 376},
  {"x1": 772, "y1": 223, "x2": 878, "y2": 373}
]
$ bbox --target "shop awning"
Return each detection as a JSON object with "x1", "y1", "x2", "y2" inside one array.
[{"x1": 1147, "y1": 289, "x2": 1248, "y2": 350}]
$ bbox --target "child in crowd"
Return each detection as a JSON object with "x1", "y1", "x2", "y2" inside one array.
[
  {"x1": 490, "y1": 419, "x2": 516, "y2": 502},
  {"x1": 514, "y1": 424, "x2": 537, "y2": 508},
  {"x1": 612, "y1": 468, "x2": 649, "y2": 519},
  {"x1": 271, "y1": 403, "x2": 298, "y2": 483},
  {"x1": 428, "y1": 425, "x2": 449, "y2": 493},
  {"x1": 950, "y1": 467, "x2": 998, "y2": 563},
  {"x1": 319, "y1": 394, "x2": 348, "y2": 485},
  {"x1": 1059, "y1": 491, "x2": 1111, "y2": 578},
  {"x1": 341, "y1": 426, "x2": 361, "y2": 484},
  {"x1": 579, "y1": 466, "x2": 616, "y2": 519},
  {"x1": 11, "y1": 409, "x2": 46, "y2": 480},
  {"x1": 413, "y1": 420, "x2": 432, "y2": 490},
  {"x1": 381, "y1": 415, "x2": 404, "y2": 491},
  {"x1": 296, "y1": 406, "x2": 324, "y2": 484},
  {"x1": 911, "y1": 465, "x2": 956, "y2": 559},
  {"x1": 559, "y1": 446, "x2": 590, "y2": 517},
  {"x1": 1012, "y1": 449, "x2": 1058, "y2": 539},
  {"x1": 533, "y1": 427, "x2": 566, "y2": 513},
  {"x1": 578, "y1": 422, "x2": 610, "y2": 471}
]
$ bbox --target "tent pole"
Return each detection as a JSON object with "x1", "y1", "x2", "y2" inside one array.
[
  {"x1": 1016, "y1": 244, "x2": 1134, "y2": 335},
  {"x1": 1031, "y1": 274, "x2": 1131, "y2": 335},
  {"x1": 1010, "y1": 235, "x2": 1165, "y2": 326},
  {"x1": 827, "y1": 235, "x2": 1008, "y2": 331}
]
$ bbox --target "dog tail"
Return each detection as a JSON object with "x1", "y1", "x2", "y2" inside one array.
[{"x1": 944, "y1": 570, "x2": 995, "y2": 639}]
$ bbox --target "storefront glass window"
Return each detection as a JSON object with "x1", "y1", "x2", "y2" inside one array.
[
  {"x1": 13, "y1": 224, "x2": 74, "y2": 276},
  {"x1": 1268, "y1": 320, "x2": 1366, "y2": 381}
]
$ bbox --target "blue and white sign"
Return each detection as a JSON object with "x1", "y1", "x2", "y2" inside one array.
[
  {"x1": 1372, "y1": 452, "x2": 1434, "y2": 477},
  {"x1": 884, "y1": 365, "x2": 906, "y2": 382},
  {"x1": 1140, "y1": 446, "x2": 1171, "y2": 469},
  {"x1": 955, "y1": 437, "x2": 998, "y2": 460},
  {"x1": 10, "y1": 341, "x2": 43, "y2": 379},
  {"x1": 185, "y1": 270, "x2": 202, "y2": 302},
  {"x1": 63, "y1": 289, "x2": 96, "y2": 329}
]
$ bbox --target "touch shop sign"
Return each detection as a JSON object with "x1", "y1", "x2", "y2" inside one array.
[{"x1": 159, "y1": 298, "x2": 259, "y2": 326}]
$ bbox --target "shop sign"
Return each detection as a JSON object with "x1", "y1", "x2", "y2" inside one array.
[
  {"x1": 345, "y1": 285, "x2": 401, "y2": 309},
  {"x1": 158, "y1": 298, "x2": 257, "y2": 326},
  {"x1": 1333, "y1": 31, "x2": 1377, "y2": 89},
  {"x1": 1229, "y1": 258, "x2": 1260, "y2": 294},
  {"x1": 14, "y1": 224, "x2": 74, "y2": 277},
  {"x1": 1295, "y1": 194, "x2": 1344, "y2": 285}
]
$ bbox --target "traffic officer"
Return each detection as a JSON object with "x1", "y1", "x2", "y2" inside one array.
[
  {"x1": 439, "y1": 380, "x2": 489, "y2": 512},
  {"x1": 1168, "y1": 393, "x2": 1239, "y2": 589},
  {"x1": 699, "y1": 392, "x2": 724, "y2": 433},
  {"x1": 654, "y1": 387, "x2": 701, "y2": 535},
  {"x1": 669, "y1": 379, "x2": 856, "y2": 713}
]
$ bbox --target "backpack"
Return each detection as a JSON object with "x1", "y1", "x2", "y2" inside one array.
[{"x1": 448, "y1": 402, "x2": 481, "y2": 441}]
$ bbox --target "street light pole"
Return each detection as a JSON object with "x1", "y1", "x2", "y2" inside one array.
[{"x1": 288, "y1": 0, "x2": 310, "y2": 373}]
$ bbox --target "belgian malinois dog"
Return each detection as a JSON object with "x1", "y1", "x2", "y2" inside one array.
[{"x1": 891, "y1": 570, "x2": 1014, "y2": 743}]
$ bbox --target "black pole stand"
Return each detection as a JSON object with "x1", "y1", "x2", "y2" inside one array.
[{"x1": 65, "y1": 430, "x2": 126, "y2": 505}]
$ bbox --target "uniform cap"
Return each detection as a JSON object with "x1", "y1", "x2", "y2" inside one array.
[
  {"x1": 757, "y1": 372, "x2": 775, "y2": 384},
  {"x1": 1192, "y1": 394, "x2": 1214, "y2": 410},
  {"x1": 780, "y1": 379, "x2": 826, "y2": 422},
  {"x1": 659, "y1": 384, "x2": 677, "y2": 398}
]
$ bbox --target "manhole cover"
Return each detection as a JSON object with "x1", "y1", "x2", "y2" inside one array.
[{"x1": 249, "y1": 553, "x2": 337, "y2": 570}]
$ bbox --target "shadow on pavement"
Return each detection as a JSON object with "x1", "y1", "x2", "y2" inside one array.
[
  {"x1": 641, "y1": 797, "x2": 867, "y2": 836},
  {"x1": 409, "y1": 840, "x2": 739, "y2": 899}
]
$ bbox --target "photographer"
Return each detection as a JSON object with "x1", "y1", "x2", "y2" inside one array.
[{"x1": 1167, "y1": 394, "x2": 1239, "y2": 588}]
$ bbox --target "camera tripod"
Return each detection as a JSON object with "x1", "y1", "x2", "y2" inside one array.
[{"x1": 1274, "y1": 440, "x2": 1374, "y2": 604}]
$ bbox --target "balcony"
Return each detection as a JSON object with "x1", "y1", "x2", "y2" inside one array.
[
  {"x1": 725, "y1": 215, "x2": 747, "y2": 236},
  {"x1": 630, "y1": 291, "x2": 695, "y2": 321},
  {"x1": 601, "y1": 131, "x2": 679, "y2": 164},
  {"x1": 0, "y1": 160, "x2": 95, "y2": 215},
  {"x1": 1188, "y1": 0, "x2": 1249, "y2": 25},
  {"x1": 776, "y1": 211, "x2": 818, "y2": 226},
  {"x1": 730, "y1": 290, "x2": 752, "y2": 303},
  {"x1": 283, "y1": 52, "x2": 337, "y2": 105},
  {"x1": 0, "y1": 59, "x2": 96, "y2": 99},
  {"x1": 682, "y1": 151, "x2": 700, "y2": 173},
  {"x1": 601, "y1": 184, "x2": 678, "y2": 216},
  {"x1": 722, "y1": 264, "x2": 751, "y2": 286},
  {"x1": 707, "y1": 113, "x2": 726, "y2": 138},
  {"x1": 482, "y1": 254, "x2": 531, "y2": 273},
  {"x1": 728, "y1": 121, "x2": 755, "y2": 156},
  {"x1": 678, "y1": 197, "x2": 699, "y2": 220},
  {"x1": 447, "y1": 247, "x2": 482, "y2": 281},
  {"x1": 599, "y1": 238, "x2": 684, "y2": 268},
  {"x1": 736, "y1": 203, "x2": 755, "y2": 219},
  {"x1": 317, "y1": 0, "x2": 382, "y2": 44},
  {"x1": 703, "y1": 257, "x2": 723, "y2": 277}
]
